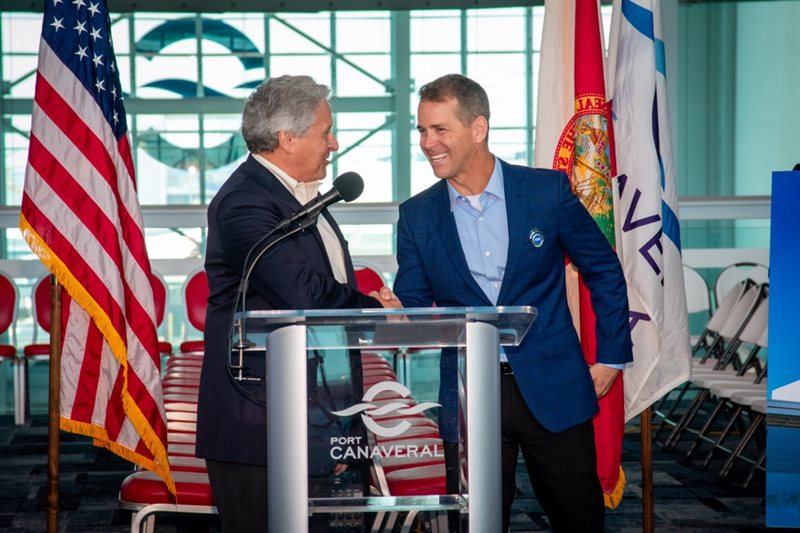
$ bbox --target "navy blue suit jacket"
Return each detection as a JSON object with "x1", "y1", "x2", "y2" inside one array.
[
  {"x1": 393, "y1": 160, "x2": 632, "y2": 441},
  {"x1": 196, "y1": 155, "x2": 381, "y2": 465}
]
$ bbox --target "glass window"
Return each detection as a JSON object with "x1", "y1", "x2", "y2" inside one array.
[
  {"x1": 3, "y1": 117, "x2": 31, "y2": 206},
  {"x1": 410, "y1": 10, "x2": 461, "y2": 53},
  {"x1": 466, "y1": 8, "x2": 525, "y2": 52},
  {"x1": 336, "y1": 12, "x2": 390, "y2": 54},
  {"x1": 269, "y1": 13, "x2": 331, "y2": 54}
]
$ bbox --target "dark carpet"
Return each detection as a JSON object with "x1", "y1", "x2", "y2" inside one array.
[{"x1": 0, "y1": 415, "x2": 769, "y2": 532}]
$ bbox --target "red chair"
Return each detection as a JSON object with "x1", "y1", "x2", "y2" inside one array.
[
  {"x1": 179, "y1": 268, "x2": 208, "y2": 353},
  {"x1": 354, "y1": 262, "x2": 385, "y2": 294},
  {"x1": 150, "y1": 271, "x2": 174, "y2": 356},
  {"x1": 24, "y1": 274, "x2": 52, "y2": 357},
  {"x1": 118, "y1": 471, "x2": 217, "y2": 532},
  {"x1": 0, "y1": 270, "x2": 21, "y2": 424}
]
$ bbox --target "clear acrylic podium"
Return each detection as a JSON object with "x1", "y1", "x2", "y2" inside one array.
[{"x1": 232, "y1": 306, "x2": 536, "y2": 532}]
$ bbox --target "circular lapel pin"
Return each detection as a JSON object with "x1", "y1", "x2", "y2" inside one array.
[{"x1": 529, "y1": 229, "x2": 544, "y2": 248}]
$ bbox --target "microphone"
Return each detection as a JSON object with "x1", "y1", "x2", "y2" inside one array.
[{"x1": 275, "y1": 171, "x2": 364, "y2": 232}]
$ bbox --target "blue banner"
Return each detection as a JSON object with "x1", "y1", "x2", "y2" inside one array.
[{"x1": 767, "y1": 170, "x2": 800, "y2": 527}]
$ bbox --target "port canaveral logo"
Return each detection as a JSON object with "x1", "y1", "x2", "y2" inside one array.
[{"x1": 331, "y1": 382, "x2": 440, "y2": 438}]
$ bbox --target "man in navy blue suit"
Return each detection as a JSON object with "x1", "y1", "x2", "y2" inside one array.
[
  {"x1": 196, "y1": 75, "x2": 399, "y2": 532},
  {"x1": 393, "y1": 74, "x2": 633, "y2": 532}
]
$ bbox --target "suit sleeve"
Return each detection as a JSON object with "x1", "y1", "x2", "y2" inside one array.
[
  {"x1": 393, "y1": 203, "x2": 435, "y2": 308},
  {"x1": 215, "y1": 189, "x2": 381, "y2": 310},
  {"x1": 555, "y1": 174, "x2": 633, "y2": 365}
]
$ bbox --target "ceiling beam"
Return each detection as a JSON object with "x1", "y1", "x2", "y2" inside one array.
[{"x1": 2, "y1": 0, "x2": 546, "y2": 13}]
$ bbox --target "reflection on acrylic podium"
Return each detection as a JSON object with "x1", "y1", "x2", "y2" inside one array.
[{"x1": 231, "y1": 306, "x2": 535, "y2": 532}]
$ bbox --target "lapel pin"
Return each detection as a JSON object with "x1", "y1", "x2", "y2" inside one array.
[{"x1": 529, "y1": 229, "x2": 544, "y2": 248}]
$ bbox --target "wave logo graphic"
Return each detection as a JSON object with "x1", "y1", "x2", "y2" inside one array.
[{"x1": 332, "y1": 381, "x2": 440, "y2": 438}]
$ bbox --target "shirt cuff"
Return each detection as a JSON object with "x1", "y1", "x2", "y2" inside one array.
[{"x1": 597, "y1": 362, "x2": 624, "y2": 370}]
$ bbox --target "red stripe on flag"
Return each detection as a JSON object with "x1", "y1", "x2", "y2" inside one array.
[
  {"x1": 574, "y1": 0, "x2": 607, "y2": 96},
  {"x1": 135, "y1": 437, "x2": 155, "y2": 461},
  {"x1": 118, "y1": 134, "x2": 137, "y2": 192},
  {"x1": 104, "y1": 368, "x2": 127, "y2": 442},
  {"x1": 70, "y1": 318, "x2": 105, "y2": 423},
  {"x1": 127, "y1": 368, "x2": 168, "y2": 439}
]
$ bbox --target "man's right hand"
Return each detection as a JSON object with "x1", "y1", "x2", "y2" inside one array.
[{"x1": 369, "y1": 286, "x2": 403, "y2": 308}]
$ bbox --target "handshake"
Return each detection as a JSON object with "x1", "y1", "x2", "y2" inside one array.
[{"x1": 368, "y1": 287, "x2": 403, "y2": 309}]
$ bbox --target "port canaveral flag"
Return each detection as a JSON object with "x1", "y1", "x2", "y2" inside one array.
[
  {"x1": 607, "y1": 0, "x2": 691, "y2": 421},
  {"x1": 534, "y1": 0, "x2": 626, "y2": 508},
  {"x1": 20, "y1": 0, "x2": 174, "y2": 494}
]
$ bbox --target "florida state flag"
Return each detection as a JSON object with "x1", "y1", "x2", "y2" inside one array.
[{"x1": 534, "y1": 0, "x2": 626, "y2": 508}]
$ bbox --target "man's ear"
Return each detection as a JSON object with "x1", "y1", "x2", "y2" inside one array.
[
  {"x1": 277, "y1": 130, "x2": 294, "y2": 153},
  {"x1": 472, "y1": 116, "x2": 489, "y2": 144}
]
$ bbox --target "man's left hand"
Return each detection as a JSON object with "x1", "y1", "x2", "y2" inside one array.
[{"x1": 589, "y1": 364, "x2": 620, "y2": 398}]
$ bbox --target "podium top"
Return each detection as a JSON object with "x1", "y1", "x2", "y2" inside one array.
[{"x1": 234, "y1": 305, "x2": 536, "y2": 349}]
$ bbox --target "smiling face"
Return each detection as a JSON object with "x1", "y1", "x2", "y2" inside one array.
[
  {"x1": 416, "y1": 96, "x2": 491, "y2": 193},
  {"x1": 287, "y1": 100, "x2": 339, "y2": 182}
]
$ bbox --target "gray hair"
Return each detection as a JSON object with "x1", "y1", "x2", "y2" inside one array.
[
  {"x1": 418, "y1": 73, "x2": 491, "y2": 126},
  {"x1": 241, "y1": 75, "x2": 331, "y2": 153}
]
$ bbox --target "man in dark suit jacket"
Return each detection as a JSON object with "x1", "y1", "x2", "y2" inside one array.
[
  {"x1": 196, "y1": 75, "x2": 399, "y2": 532},
  {"x1": 393, "y1": 74, "x2": 633, "y2": 532}
]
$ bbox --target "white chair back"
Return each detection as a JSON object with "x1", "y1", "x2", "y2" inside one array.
[
  {"x1": 717, "y1": 283, "x2": 763, "y2": 342},
  {"x1": 706, "y1": 279, "x2": 752, "y2": 333},
  {"x1": 714, "y1": 262, "x2": 768, "y2": 310},
  {"x1": 736, "y1": 288, "x2": 768, "y2": 346},
  {"x1": 683, "y1": 264, "x2": 711, "y2": 316}
]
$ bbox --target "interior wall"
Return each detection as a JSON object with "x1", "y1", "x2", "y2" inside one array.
[{"x1": 734, "y1": 0, "x2": 800, "y2": 195}]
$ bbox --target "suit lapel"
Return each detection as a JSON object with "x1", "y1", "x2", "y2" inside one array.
[
  {"x1": 430, "y1": 183, "x2": 492, "y2": 304},
  {"x1": 497, "y1": 161, "x2": 527, "y2": 305}
]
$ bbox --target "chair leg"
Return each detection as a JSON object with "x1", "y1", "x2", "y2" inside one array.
[
  {"x1": 370, "y1": 511, "x2": 387, "y2": 533},
  {"x1": 684, "y1": 398, "x2": 726, "y2": 461},
  {"x1": 701, "y1": 404, "x2": 743, "y2": 470},
  {"x1": 718, "y1": 412, "x2": 764, "y2": 480},
  {"x1": 400, "y1": 510, "x2": 419, "y2": 533},
  {"x1": 742, "y1": 447, "x2": 767, "y2": 490},
  {"x1": 653, "y1": 382, "x2": 691, "y2": 442},
  {"x1": 664, "y1": 389, "x2": 709, "y2": 451},
  {"x1": 14, "y1": 358, "x2": 29, "y2": 426}
]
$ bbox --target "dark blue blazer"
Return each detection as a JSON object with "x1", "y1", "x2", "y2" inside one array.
[
  {"x1": 196, "y1": 155, "x2": 381, "y2": 465},
  {"x1": 393, "y1": 160, "x2": 632, "y2": 441}
]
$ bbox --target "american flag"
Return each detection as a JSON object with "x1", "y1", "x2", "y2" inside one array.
[{"x1": 20, "y1": 0, "x2": 173, "y2": 493}]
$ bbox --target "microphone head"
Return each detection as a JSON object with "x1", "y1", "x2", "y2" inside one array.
[{"x1": 332, "y1": 171, "x2": 364, "y2": 202}]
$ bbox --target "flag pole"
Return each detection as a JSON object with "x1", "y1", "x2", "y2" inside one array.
[
  {"x1": 641, "y1": 406, "x2": 654, "y2": 533},
  {"x1": 46, "y1": 276, "x2": 62, "y2": 533}
]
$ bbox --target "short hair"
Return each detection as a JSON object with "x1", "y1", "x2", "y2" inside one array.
[
  {"x1": 418, "y1": 74, "x2": 491, "y2": 125},
  {"x1": 241, "y1": 75, "x2": 330, "y2": 153}
]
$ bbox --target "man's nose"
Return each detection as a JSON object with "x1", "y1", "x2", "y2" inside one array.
[{"x1": 420, "y1": 132, "x2": 436, "y2": 149}]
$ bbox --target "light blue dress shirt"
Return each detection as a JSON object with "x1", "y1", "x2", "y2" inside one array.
[{"x1": 446, "y1": 158, "x2": 508, "y2": 306}]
